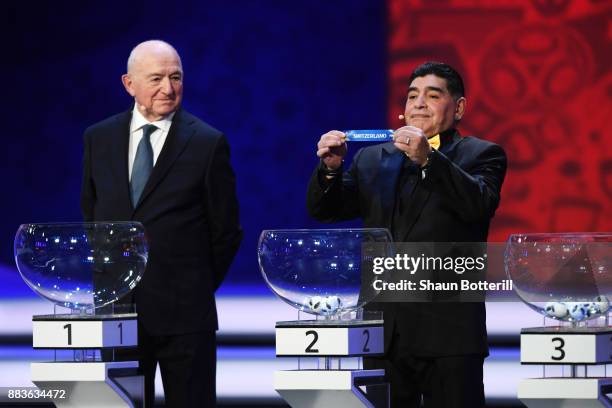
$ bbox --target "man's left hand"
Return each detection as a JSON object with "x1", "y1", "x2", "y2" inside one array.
[{"x1": 393, "y1": 125, "x2": 432, "y2": 167}]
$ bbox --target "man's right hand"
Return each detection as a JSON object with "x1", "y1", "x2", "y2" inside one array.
[{"x1": 316, "y1": 130, "x2": 347, "y2": 170}]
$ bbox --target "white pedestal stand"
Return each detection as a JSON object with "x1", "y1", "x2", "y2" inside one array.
[
  {"x1": 519, "y1": 326, "x2": 612, "y2": 407},
  {"x1": 31, "y1": 313, "x2": 143, "y2": 407},
  {"x1": 275, "y1": 315, "x2": 388, "y2": 408}
]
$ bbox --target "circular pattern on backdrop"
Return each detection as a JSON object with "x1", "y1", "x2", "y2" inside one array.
[
  {"x1": 531, "y1": 0, "x2": 572, "y2": 16},
  {"x1": 478, "y1": 24, "x2": 594, "y2": 115}
]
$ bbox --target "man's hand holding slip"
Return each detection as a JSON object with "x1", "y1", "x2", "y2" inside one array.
[
  {"x1": 317, "y1": 130, "x2": 347, "y2": 171},
  {"x1": 393, "y1": 125, "x2": 432, "y2": 167}
]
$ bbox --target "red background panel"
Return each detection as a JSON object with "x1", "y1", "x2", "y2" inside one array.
[{"x1": 387, "y1": 0, "x2": 612, "y2": 241}]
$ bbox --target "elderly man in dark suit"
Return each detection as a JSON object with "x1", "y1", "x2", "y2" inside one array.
[
  {"x1": 81, "y1": 40, "x2": 242, "y2": 407},
  {"x1": 307, "y1": 62, "x2": 507, "y2": 407}
]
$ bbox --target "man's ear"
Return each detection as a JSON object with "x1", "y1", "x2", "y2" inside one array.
[
  {"x1": 121, "y1": 74, "x2": 136, "y2": 97},
  {"x1": 454, "y1": 97, "x2": 466, "y2": 121}
]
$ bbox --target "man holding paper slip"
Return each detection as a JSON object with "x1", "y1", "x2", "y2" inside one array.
[{"x1": 307, "y1": 62, "x2": 507, "y2": 407}]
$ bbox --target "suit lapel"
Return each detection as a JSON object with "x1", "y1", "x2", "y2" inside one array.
[
  {"x1": 438, "y1": 129, "x2": 463, "y2": 160},
  {"x1": 393, "y1": 129, "x2": 463, "y2": 241},
  {"x1": 133, "y1": 109, "x2": 195, "y2": 212},
  {"x1": 109, "y1": 110, "x2": 133, "y2": 212}
]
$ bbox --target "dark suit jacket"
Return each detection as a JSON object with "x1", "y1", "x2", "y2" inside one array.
[
  {"x1": 81, "y1": 108, "x2": 243, "y2": 336},
  {"x1": 307, "y1": 129, "x2": 507, "y2": 356}
]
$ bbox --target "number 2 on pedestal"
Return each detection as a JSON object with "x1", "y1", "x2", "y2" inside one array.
[
  {"x1": 363, "y1": 329, "x2": 370, "y2": 352},
  {"x1": 305, "y1": 330, "x2": 319, "y2": 353}
]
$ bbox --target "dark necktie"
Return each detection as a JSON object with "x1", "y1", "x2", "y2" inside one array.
[
  {"x1": 392, "y1": 157, "x2": 420, "y2": 241},
  {"x1": 130, "y1": 124, "x2": 157, "y2": 206}
]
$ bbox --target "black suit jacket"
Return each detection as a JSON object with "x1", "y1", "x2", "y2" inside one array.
[
  {"x1": 81, "y1": 108, "x2": 242, "y2": 336},
  {"x1": 307, "y1": 130, "x2": 507, "y2": 356}
]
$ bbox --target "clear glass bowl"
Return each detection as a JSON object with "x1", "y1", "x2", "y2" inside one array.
[
  {"x1": 505, "y1": 232, "x2": 611, "y2": 322},
  {"x1": 258, "y1": 228, "x2": 392, "y2": 316},
  {"x1": 14, "y1": 222, "x2": 147, "y2": 311}
]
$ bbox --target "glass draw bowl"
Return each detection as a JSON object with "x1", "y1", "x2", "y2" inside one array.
[
  {"x1": 14, "y1": 222, "x2": 147, "y2": 311},
  {"x1": 258, "y1": 228, "x2": 392, "y2": 316},
  {"x1": 505, "y1": 232, "x2": 611, "y2": 322}
]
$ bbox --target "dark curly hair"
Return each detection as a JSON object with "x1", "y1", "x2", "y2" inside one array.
[{"x1": 408, "y1": 61, "x2": 465, "y2": 99}]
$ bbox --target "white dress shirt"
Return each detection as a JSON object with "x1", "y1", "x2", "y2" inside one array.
[{"x1": 128, "y1": 106, "x2": 175, "y2": 181}]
